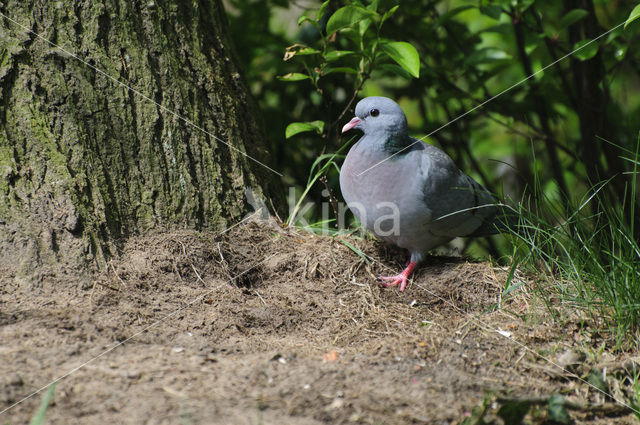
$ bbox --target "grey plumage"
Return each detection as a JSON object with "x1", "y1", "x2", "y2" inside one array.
[{"x1": 340, "y1": 97, "x2": 505, "y2": 289}]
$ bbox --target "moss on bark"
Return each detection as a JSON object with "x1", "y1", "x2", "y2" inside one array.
[{"x1": 0, "y1": 0, "x2": 282, "y2": 283}]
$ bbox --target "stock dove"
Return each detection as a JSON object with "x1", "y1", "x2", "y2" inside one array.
[{"x1": 340, "y1": 96, "x2": 506, "y2": 291}]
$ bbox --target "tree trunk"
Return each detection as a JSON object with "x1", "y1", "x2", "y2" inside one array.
[
  {"x1": 0, "y1": 0, "x2": 282, "y2": 283},
  {"x1": 566, "y1": 0, "x2": 640, "y2": 238}
]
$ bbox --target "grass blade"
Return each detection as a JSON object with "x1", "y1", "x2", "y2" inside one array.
[{"x1": 29, "y1": 383, "x2": 56, "y2": 425}]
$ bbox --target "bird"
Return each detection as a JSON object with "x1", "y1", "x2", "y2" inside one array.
[{"x1": 339, "y1": 96, "x2": 507, "y2": 291}]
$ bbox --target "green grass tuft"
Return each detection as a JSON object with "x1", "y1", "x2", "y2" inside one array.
[{"x1": 507, "y1": 134, "x2": 640, "y2": 348}]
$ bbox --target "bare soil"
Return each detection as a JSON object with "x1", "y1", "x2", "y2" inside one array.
[{"x1": 1, "y1": 219, "x2": 639, "y2": 424}]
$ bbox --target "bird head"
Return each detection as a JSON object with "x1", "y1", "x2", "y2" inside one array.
[{"x1": 341, "y1": 97, "x2": 408, "y2": 137}]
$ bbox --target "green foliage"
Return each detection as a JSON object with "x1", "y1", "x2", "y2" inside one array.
[
  {"x1": 379, "y1": 41, "x2": 420, "y2": 77},
  {"x1": 572, "y1": 38, "x2": 600, "y2": 61},
  {"x1": 559, "y1": 9, "x2": 589, "y2": 29},
  {"x1": 279, "y1": 0, "x2": 421, "y2": 104},
  {"x1": 325, "y1": 5, "x2": 375, "y2": 34},
  {"x1": 547, "y1": 394, "x2": 571, "y2": 424},
  {"x1": 625, "y1": 4, "x2": 640, "y2": 28},
  {"x1": 232, "y1": 0, "x2": 423, "y2": 231},
  {"x1": 629, "y1": 367, "x2": 640, "y2": 420},
  {"x1": 287, "y1": 140, "x2": 350, "y2": 227},
  {"x1": 459, "y1": 393, "x2": 581, "y2": 423},
  {"x1": 460, "y1": 395, "x2": 491, "y2": 425},
  {"x1": 497, "y1": 399, "x2": 530, "y2": 423},
  {"x1": 227, "y1": 0, "x2": 640, "y2": 238},
  {"x1": 277, "y1": 72, "x2": 310, "y2": 81},
  {"x1": 285, "y1": 120, "x2": 325, "y2": 138},
  {"x1": 507, "y1": 135, "x2": 640, "y2": 346}
]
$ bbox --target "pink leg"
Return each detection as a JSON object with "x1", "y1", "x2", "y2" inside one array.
[{"x1": 379, "y1": 261, "x2": 417, "y2": 292}]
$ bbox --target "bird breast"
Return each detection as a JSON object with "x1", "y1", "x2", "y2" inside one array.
[{"x1": 340, "y1": 143, "x2": 437, "y2": 250}]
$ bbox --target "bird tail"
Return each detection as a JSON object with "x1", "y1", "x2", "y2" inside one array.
[{"x1": 467, "y1": 203, "x2": 522, "y2": 237}]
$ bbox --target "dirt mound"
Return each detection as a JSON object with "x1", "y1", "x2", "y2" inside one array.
[{"x1": 1, "y1": 219, "x2": 638, "y2": 424}]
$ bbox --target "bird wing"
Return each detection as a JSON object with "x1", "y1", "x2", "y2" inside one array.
[{"x1": 415, "y1": 141, "x2": 499, "y2": 238}]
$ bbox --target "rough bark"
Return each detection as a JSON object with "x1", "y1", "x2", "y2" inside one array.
[{"x1": 0, "y1": 0, "x2": 282, "y2": 283}]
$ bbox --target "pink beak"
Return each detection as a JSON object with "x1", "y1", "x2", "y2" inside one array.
[{"x1": 341, "y1": 117, "x2": 362, "y2": 133}]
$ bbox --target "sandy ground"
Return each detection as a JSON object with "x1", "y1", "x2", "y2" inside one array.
[{"x1": 1, "y1": 220, "x2": 639, "y2": 424}]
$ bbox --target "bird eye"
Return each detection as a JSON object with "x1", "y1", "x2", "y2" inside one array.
[{"x1": 370, "y1": 108, "x2": 380, "y2": 117}]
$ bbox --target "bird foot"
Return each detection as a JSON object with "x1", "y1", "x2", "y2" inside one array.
[
  {"x1": 378, "y1": 261, "x2": 417, "y2": 292},
  {"x1": 379, "y1": 274, "x2": 409, "y2": 291}
]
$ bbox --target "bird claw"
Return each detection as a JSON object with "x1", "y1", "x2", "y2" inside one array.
[
  {"x1": 378, "y1": 261, "x2": 417, "y2": 292},
  {"x1": 379, "y1": 274, "x2": 409, "y2": 291}
]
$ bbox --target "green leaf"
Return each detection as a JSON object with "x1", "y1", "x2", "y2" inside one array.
[
  {"x1": 479, "y1": 4, "x2": 503, "y2": 20},
  {"x1": 380, "y1": 41, "x2": 420, "y2": 78},
  {"x1": 277, "y1": 72, "x2": 310, "y2": 82},
  {"x1": 296, "y1": 47, "x2": 320, "y2": 56},
  {"x1": 340, "y1": 27, "x2": 362, "y2": 45},
  {"x1": 326, "y1": 6, "x2": 374, "y2": 34},
  {"x1": 625, "y1": 4, "x2": 640, "y2": 29},
  {"x1": 285, "y1": 121, "x2": 325, "y2": 138},
  {"x1": 324, "y1": 50, "x2": 355, "y2": 62},
  {"x1": 378, "y1": 63, "x2": 413, "y2": 80},
  {"x1": 572, "y1": 38, "x2": 599, "y2": 61},
  {"x1": 297, "y1": 15, "x2": 311, "y2": 26},
  {"x1": 439, "y1": 5, "x2": 475, "y2": 23},
  {"x1": 359, "y1": 17, "x2": 373, "y2": 37},
  {"x1": 547, "y1": 394, "x2": 571, "y2": 424},
  {"x1": 559, "y1": 9, "x2": 589, "y2": 28},
  {"x1": 497, "y1": 400, "x2": 530, "y2": 424},
  {"x1": 316, "y1": 0, "x2": 330, "y2": 20},
  {"x1": 381, "y1": 5, "x2": 399, "y2": 24},
  {"x1": 322, "y1": 66, "x2": 359, "y2": 75},
  {"x1": 465, "y1": 47, "x2": 510, "y2": 66},
  {"x1": 283, "y1": 44, "x2": 320, "y2": 61}
]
